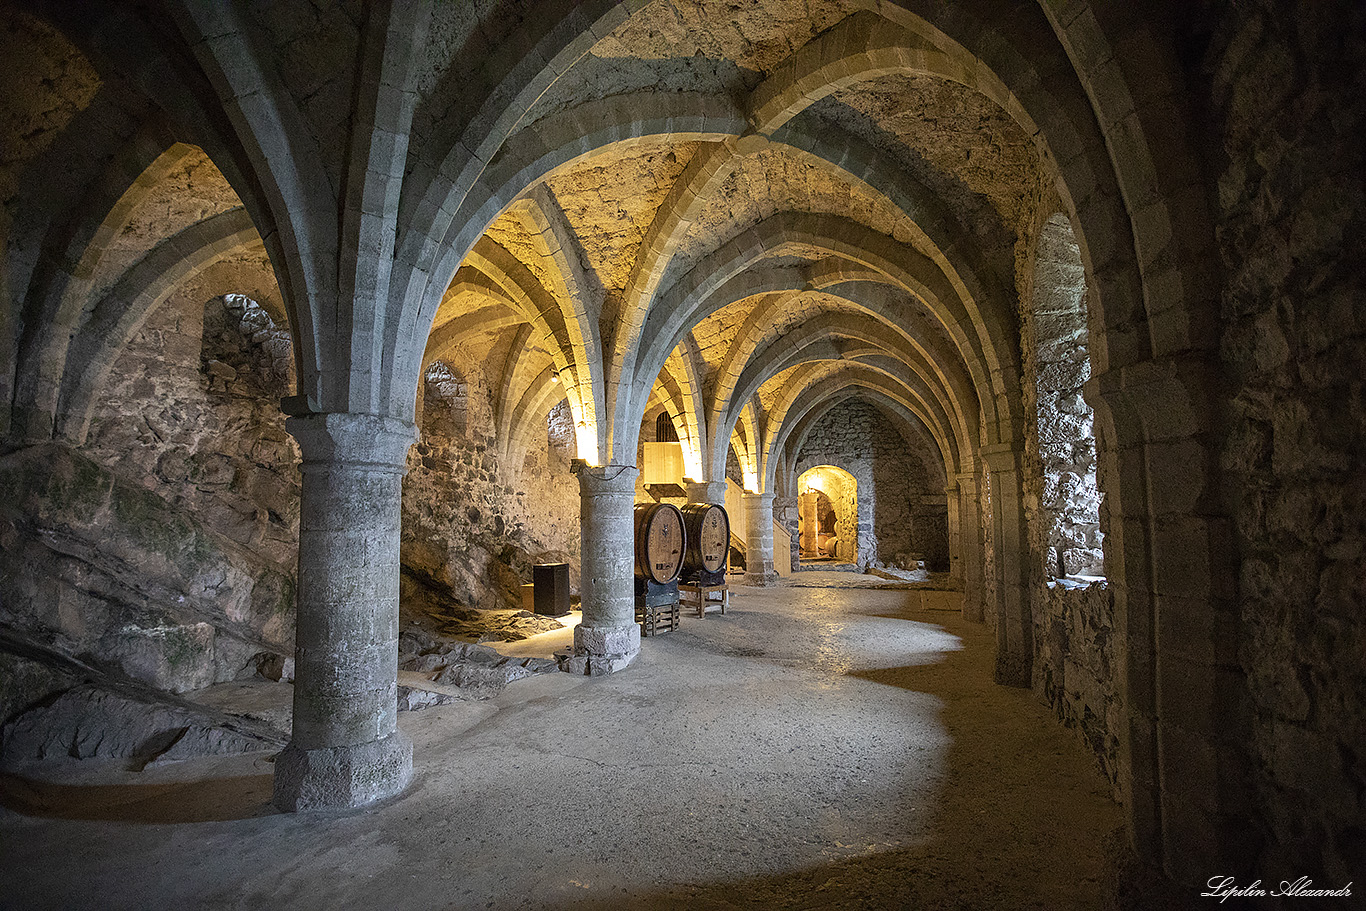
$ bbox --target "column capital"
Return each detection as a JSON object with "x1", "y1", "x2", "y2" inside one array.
[
  {"x1": 574, "y1": 463, "x2": 639, "y2": 496},
  {"x1": 286, "y1": 412, "x2": 417, "y2": 470},
  {"x1": 742, "y1": 490, "x2": 775, "y2": 505},
  {"x1": 684, "y1": 480, "x2": 728, "y2": 505}
]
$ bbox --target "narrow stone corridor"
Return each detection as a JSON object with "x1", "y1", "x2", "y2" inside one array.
[{"x1": 1, "y1": 579, "x2": 1120, "y2": 910}]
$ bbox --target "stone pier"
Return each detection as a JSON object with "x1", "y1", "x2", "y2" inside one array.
[
  {"x1": 274, "y1": 412, "x2": 417, "y2": 811},
  {"x1": 567, "y1": 464, "x2": 641, "y2": 675},
  {"x1": 742, "y1": 491, "x2": 777, "y2": 586}
]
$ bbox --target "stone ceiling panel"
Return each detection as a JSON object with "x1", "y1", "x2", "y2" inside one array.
[
  {"x1": 481, "y1": 213, "x2": 558, "y2": 301},
  {"x1": 818, "y1": 72, "x2": 1043, "y2": 239},
  {"x1": 92, "y1": 148, "x2": 244, "y2": 307},
  {"x1": 671, "y1": 147, "x2": 923, "y2": 280},
  {"x1": 690, "y1": 290, "x2": 865, "y2": 378},
  {"x1": 602, "y1": 0, "x2": 854, "y2": 77},
  {"x1": 545, "y1": 140, "x2": 701, "y2": 299},
  {"x1": 757, "y1": 359, "x2": 842, "y2": 417},
  {"x1": 523, "y1": 2, "x2": 862, "y2": 131}
]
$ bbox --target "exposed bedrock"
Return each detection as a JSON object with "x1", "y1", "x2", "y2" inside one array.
[{"x1": 0, "y1": 443, "x2": 295, "y2": 696}]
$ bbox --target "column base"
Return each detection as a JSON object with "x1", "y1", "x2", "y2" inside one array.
[
  {"x1": 558, "y1": 624, "x2": 640, "y2": 676},
  {"x1": 272, "y1": 728, "x2": 412, "y2": 812},
  {"x1": 743, "y1": 570, "x2": 777, "y2": 587}
]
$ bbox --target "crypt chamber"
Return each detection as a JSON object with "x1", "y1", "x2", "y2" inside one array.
[{"x1": 0, "y1": 0, "x2": 1362, "y2": 907}]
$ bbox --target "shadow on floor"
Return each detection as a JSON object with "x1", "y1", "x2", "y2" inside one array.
[
  {"x1": 554, "y1": 603, "x2": 1126, "y2": 911},
  {"x1": 0, "y1": 770, "x2": 276, "y2": 823}
]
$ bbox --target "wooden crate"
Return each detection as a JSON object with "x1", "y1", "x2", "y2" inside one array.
[{"x1": 635, "y1": 600, "x2": 680, "y2": 636}]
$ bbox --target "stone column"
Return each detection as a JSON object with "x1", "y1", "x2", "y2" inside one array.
[
  {"x1": 982, "y1": 444, "x2": 1032, "y2": 687},
  {"x1": 684, "y1": 480, "x2": 727, "y2": 505},
  {"x1": 945, "y1": 481, "x2": 962, "y2": 580},
  {"x1": 274, "y1": 412, "x2": 417, "y2": 811},
  {"x1": 742, "y1": 491, "x2": 776, "y2": 586},
  {"x1": 955, "y1": 472, "x2": 985, "y2": 623},
  {"x1": 568, "y1": 464, "x2": 640, "y2": 675}
]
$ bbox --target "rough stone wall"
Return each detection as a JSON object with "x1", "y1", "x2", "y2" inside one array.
[
  {"x1": 1031, "y1": 215, "x2": 1102, "y2": 578},
  {"x1": 83, "y1": 289, "x2": 299, "y2": 561},
  {"x1": 1203, "y1": 0, "x2": 1366, "y2": 881},
  {"x1": 795, "y1": 417, "x2": 873, "y2": 566},
  {"x1": 1014, "y1": 192, "x2": 1114, "y2": 785},
  {"x1": 868, "y1": 412, "x2": 917, "y2": 564},
  {"x1": 1033, "y1": 579, "x2": 1120, "y2": 797},
  {"x1": 794, "y1": 399, "x2": 942, "y2": 568},
  {"x1": 402, "y1": 347, "x2": 581, "y2": 613}
]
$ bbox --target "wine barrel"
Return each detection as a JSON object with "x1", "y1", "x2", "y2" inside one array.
[
  {"x1": 633, "y1": 502, "x2": 686, "y2": 584},
  {"x1": 681, "y1": 502, "x2": 730, "y2": 576}
]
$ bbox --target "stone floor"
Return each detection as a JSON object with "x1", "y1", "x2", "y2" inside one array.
[{"x1": 0, "y1": 579, "x2": 1122, "y2": 910}]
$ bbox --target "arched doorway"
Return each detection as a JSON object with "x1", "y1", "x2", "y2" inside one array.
[{"x1": 797, "y1": 465, "x2": 857, "y2": 565}]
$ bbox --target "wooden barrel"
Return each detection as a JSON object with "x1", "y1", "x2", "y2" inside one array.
[
  {"x1": 681, "y1": 502, "x2": 730, "y2": 576},
  {"x1": 633, "y1": 502, "x2": 686, "y2": 584}
]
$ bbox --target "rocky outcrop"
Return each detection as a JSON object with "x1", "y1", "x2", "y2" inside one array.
[
  {"x1": 0, "y1": 443, "x2": 294, "y2": 695},
  {"x1": 396, "y1": 685, "x2": 457, "y2": 712},
  {"x1": 398, "y1": 624, "x2": 560, "y2": 700},
  {"x1": 1, "y1": 683, "x2": 284, "y2": 765},
  {"x1": 0, "y1": 632, "x2": 287, "y2": 769}
]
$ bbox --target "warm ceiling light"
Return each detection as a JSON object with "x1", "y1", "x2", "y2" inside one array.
[{"x1": 550, "y1": 374, "x2": 559, "y2": 384}]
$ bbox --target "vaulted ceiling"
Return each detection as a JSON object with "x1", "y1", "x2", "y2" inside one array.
[
  {"x1": 416, "y1": 1, "x2": 1052, "y2": 492},
  {"x1": 5, "y1": 0, "x2": 1068, "y2": 495}
]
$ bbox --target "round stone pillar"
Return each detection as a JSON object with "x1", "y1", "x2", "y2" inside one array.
[
  {"x1": 274, "y1": 412, "x2": 416, "y2": 811},
  {"x1": 684, "y1": 480, "x2": 727, "y2": 504},
  {"x1": 570, "y1": 464, "x2": 641, "y2": 675},
  {"x1": 742, "y1": 491, "x2": 777, "y2": 586}
]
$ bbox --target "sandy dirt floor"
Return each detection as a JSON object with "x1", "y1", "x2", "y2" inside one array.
[{"x1": 0, "y1": 576, "x2": 1122, "y2": 910}]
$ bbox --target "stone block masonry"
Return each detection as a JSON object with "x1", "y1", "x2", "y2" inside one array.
[{"x1": 1205, "y1": 0, "x2": 1366, "y2": 883}]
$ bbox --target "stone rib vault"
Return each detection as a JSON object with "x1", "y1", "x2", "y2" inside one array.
[{"x1": 1, "y1": 0, "x2": 1363, "y2": 903}]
